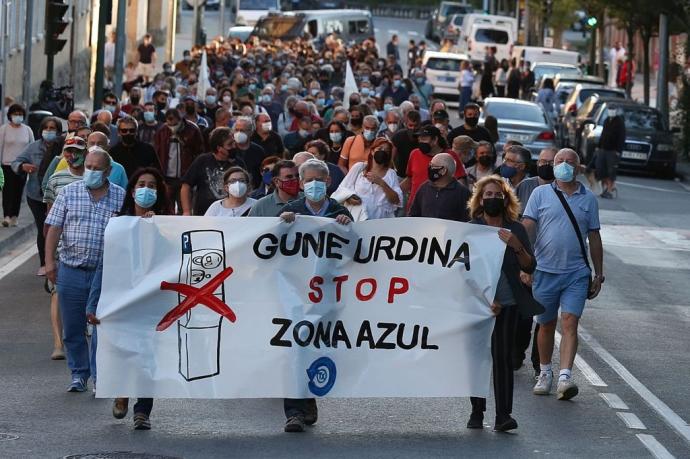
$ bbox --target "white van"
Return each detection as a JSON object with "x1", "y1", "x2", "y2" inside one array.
[
  {"x1": 422, "y1": 50, "x2": 470, "y2": 108},
  {"x1": 512, "y1": 46, "x2": 580, "y2": 68},
  {"x1": 456, "y1": 14, "x2": 517, "y2": 63},
  {"x1": 252, "y1": 10, "x2": 374, "y2": 45},
  {"x1": 237, "y1": 0, "x2": 281, "y2": 26}
]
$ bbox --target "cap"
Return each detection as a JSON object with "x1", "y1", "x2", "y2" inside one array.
[
  {"x1": 182, "y1": 95, "x2": 196, "y2": 102},
  {"x1": 432, "y1": 109, "x2": 449, "y2": 120},
  {"x1": 453, "y1": 135, "x2": 478, "y2": 150},
  {"x1": 63, "y1": 135, "x2": 86, "y2": 151},
  {"x1": 153, "y1": 89, "x2": 170, "y2": 98},
  {"x1": 415, "y1": 125, "x2": 441, "y2": 138}
]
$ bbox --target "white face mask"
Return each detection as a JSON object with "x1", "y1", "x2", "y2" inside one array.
[
  {"x1": 227, "y1": 181, "x2": 247, "y2": 198},
  {"x1": 387, "y1": 123, "x2": 398, "y2": 133},
  {"x1": 435, "y1": 123, "x2": 445, "y2": 131},
  {"x1": 233, "y1": 131, "x2": 248, "y2": 144},
  {"x1": 261, "y1": 122, "x2": 272, "y2": 132}
]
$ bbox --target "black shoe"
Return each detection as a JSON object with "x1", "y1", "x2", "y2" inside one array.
[
  {"x1": 494, "y1": 415, "x2": 518, "y2": 432},
  {"x1": 284, "y1": 416, "x2": 305, "y2": 433},
  {"x1": 466, "y1": 411, "x2": 484, "y2": 429},
  {"x1": 133, "y1": 412, "x2": 151, "y2": 430},
  {"x1": 304, "y1": 405, "x2": 318, "y2": 426}
]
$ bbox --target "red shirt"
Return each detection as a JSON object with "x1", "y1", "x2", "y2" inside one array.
[{"x1": 405, "y1": 149, "x2": 467, "y2": 211}]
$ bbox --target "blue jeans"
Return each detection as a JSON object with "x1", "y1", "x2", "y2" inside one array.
[
  {"x1": 57, "y1": 263, "x2": 99, "y2": 381},
  {"x1": 460, "y1": 86, "x2": 472, "y2": 111}
]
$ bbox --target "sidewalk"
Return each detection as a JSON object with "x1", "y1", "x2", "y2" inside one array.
[{"x1": 0, "y1": 208, "x2": 36, "y2": 259}]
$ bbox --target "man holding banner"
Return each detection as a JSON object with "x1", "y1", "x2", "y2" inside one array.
[{"x1": 279, "y1": 158, "x2": 353, "y2": 432}]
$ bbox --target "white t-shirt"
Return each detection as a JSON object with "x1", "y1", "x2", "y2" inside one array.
[
  {"x1": 0, "y1": 123, "x2": 34, "y2": 165},
  {"x1": 204, "y1": 198, "x2": 256, "y2": 217}
]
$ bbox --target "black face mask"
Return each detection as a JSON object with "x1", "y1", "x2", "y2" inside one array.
[
  {"x1": 483, "y1": 197, "x2": 505, "y2": 217},
  {"x1": 418, "y1": 142, "x2": 432, "y2": 155},
  {"x1": 373, "y1": 149, "x2": 391, "y2": 165},
  {"x1": 350, "y1": 117, "x2": 362, "y2": 127},
  {"x1": 537, "y1": 164, "x2": 555, "y2": 181},
  {"x1": 465, "y1": 116, "x2": 479, "y2": 127},
  {"x1": 478, "y1": 155, "x2": 494, "y2": 167},
  {"x1": 121, "y1": 134, "x2": 136, "y2": 145},
  {"x1": 156, "y1": 102, "x2": 167, "y2": 111},
  {"x1": 130, "y1": 96, "x2": 140, "y2": 105},
  {"x1": 427, "y1": 166, "x2": 444, "y2": 182},
  {"x1": 185, "y1": 105, "x2": 196, "y2": 116}
]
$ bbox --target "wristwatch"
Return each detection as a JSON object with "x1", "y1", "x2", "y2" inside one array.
[{"x1": 595, "y1": 275, "x2": 605, "y2": 283}]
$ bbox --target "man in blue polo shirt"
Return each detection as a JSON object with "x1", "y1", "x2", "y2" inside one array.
[{"x1": 522, "y1": 148, "x2": 604, "y2": 401}]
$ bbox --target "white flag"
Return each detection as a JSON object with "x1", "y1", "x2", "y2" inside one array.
[
  {"x1": 343, "y1": 61, "x2": 358, "y2": 110},
  {"x1": 196, "y1": 50, "x2": 211, "y2": 100}
]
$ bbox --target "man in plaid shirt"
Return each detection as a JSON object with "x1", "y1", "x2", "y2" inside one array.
[{"x1": 45, "y1": 148, "x2": 125, "y2": 393}]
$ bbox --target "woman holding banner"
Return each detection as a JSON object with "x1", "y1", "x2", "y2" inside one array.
[
  {"x1": 466, "y1": 176, "x2": 543, "y2": 432},
  {"x1": 88, "y1": 167, "x2": 171, "y2": 430}
]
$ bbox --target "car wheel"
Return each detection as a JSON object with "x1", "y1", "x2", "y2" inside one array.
[{"x1": 658, "y1": 165, "x2": 677, "y2": 180}]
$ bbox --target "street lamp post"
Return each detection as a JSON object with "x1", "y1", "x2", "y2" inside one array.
[{"x1": 657, "y1": 13, "x2": 669, "y2": 124}]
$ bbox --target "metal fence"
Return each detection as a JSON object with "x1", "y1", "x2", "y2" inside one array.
[{"x1": 343, "y1": 2, "x2": 435, "y2": 20}]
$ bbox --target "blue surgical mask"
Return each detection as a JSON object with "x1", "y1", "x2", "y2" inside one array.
[
  {"x1": 143, "y1": 111, "x2": 156, "y2": 123},
  {"x1": 363, "y1": 130, "x2": 376, "y2": 142},
  {"x1": 42, "y1": 130, "x2": 57, "y2": 142},
  {"x1": 205, "y1": 95, "x2": 217, "y2": 105},
  {"x1": 554, "y1": 162, "x2": 575, "y2": 182},
  {"x1": 262, "y1": 170, "x2": 273, "y2": 185},
  {"x1": 304, "y1": 180, "x2": 327, "y2": 202},
  {"x1": 317, "y1": 98, "x2": 325, "y2": 106},
  {"x1": 383, "y1": 103, "x2": 393, "y2": 112},
  {"x1": 361, "y1": 87, "x2": 371, "y2": 96},
  {"x1": 329, "y1": 132, "x2": 342, "y2": 143},
  {"x1": 134, "y1": 187, "x2": 157, "y2": 208},
  {"x1": 249, "y1": 83, "x2": 257, "y2": 92},
  {"x1": 11, "y1": 115, "x2": 24, "y2": 125},
  {"x1": 393, "y1": 79, "x2": 402, "y2": 88},
  {"x1": 104, "y1": 104, "x2": 116, "y2": 114},
  {"x1": 500, "y1": 164, "x2": 517, "y2": 179},
  {"x1": 83, "y1": 168, "x2": 105, "y2": 189}
]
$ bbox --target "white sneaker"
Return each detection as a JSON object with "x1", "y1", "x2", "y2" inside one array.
[
  {"x1": 1, "y1": 217, "x2": 9, "y2": 227},
  {"x1": 533, "y1": 371, "x2": 553, "y2": 395},
  {"x1": 557, "y1": 377, "x2": 579, "y2": 400},
  {"x1": 9, "y1": 216, "x2": 18, "y2": 227}
]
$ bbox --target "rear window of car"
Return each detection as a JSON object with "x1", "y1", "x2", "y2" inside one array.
[
  {"x1": 485, "y1": 103, "x2": 546, "y2": 123},
  {"x1": 601, "y1": 107, "x2": 664, "y2": 131},
  {"x1": 474, "y1": 28, "x2": 509, "y2": 44},
  {"x1": 426, "y1": 57, "x2": 462, "y2": 72},
  {"x1": 441, "y1": 4, "x2": 470, "y2": 16},
  {"x1": 579, "y1": 89, "x2": 624, "y2": 102}
]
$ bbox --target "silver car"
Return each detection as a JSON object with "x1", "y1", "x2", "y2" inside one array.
[{"x1": 479, "y1": 97, "x2": 558, "y2": 161}]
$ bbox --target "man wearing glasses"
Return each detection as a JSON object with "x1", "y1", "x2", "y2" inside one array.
[
  {"x1": 109, "y1": 116, "x2": 161, "y2": 178},
  {"x1": 248, "y1": 160, "x2": 301, "y2": 217},
  {"x1": 500, "y1": 145, "x2": 531, "y2": 189}
]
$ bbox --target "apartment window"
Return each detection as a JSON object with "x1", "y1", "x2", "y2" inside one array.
[{"x1": 32, "y1": 0, "x2": 46, "y2": 40}]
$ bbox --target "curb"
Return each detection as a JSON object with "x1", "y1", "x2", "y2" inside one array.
[{"x1": 0, "y1": 223, "x2": 36, "y2": 259}]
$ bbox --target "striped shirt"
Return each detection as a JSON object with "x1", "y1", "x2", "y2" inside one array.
[
  {"x1": 45, "y1": 180, "x2": 125, "y2": 269},
  {"x1": 43, "y1": 169, "x2": 83, "y2": 205}
]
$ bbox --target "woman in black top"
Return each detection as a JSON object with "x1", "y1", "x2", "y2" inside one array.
[{"x1": 466, "y1": 175, "x2": 543, "y2": 432}]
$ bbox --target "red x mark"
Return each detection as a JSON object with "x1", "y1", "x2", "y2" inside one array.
[{"x1": 156, "y1": 266, "x2": 236, "y2": 332}]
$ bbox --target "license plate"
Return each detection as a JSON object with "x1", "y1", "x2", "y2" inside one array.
[
  {"x1": 439, "y1": 76, "x2": 456, "y2": 82},
  {"x1": 505, "y1": 134, "x2": 531, "y2": 142},
  {"x1": 621, "y1": 151, "x2": 647, "y2": 160}
]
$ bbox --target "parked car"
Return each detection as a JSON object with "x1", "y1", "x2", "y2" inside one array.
[
  {"x1": 183, "y1": 0, "x2": 220, "y2": 10},
  {"x1": 227, "y1": 26, "x2": 254, "y2": 43},
  {"x1": 251, "y1": 10, "x2": 373, "y2": 45},
  {"x1": 479, "y1": 97, "x2": 557, "y2": 161},
  {"x1": 563, "y1": 95, "x2": 616, "y2": 151},
  {"x1": 531, "y1": 62, "x2": 582, "y2": 85},
  {"x1": 512, "y1": 46, "x2": 580, "y2": 68},
  {"x1": 455, "y1": 14, "x2": 517, "y2": 64},
  {"x1": 560, "y1": 85, "x2": 626, "y2": 140},
  {"x1": 422, "y1": 51, "x2": 470, "y2": 108},
  {"x1": 426, "y1": 2, "x2": 473, "y2": 42},
  {"x1": 579, "y1": 100, "x2": 678, "y2": 177},
  {"x1": 442, "y1": 13, "x2": 466, "y2": 43}
]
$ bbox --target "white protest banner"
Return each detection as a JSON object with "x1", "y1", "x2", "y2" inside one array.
[{"x1": 96, "y1": 216, "x2": 504, "y2": 399}]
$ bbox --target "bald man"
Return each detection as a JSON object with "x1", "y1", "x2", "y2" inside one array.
[
  {"x1": 408, "y1": 152, "x2": 471, "y2": 221},
  {"x1": 292, "y1": 151, "x2": 316, "y2": 167},
  {"x1": 522, "y1": 148, "x2": 604, "y2": 401}
]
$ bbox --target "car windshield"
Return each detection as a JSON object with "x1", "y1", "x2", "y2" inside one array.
[
  {"x1": 579, "y1": 88, "x2": 624, "y2": 102},
  {"x1": 240, "y1": 0, "x2": 278, "y2": 8},
  {"x1": 426, "y1": 57, "x2": 463, "y2": 71},
  {"x1": 253, "y1": 16, "x2": 304, "y2": 39},
  {"x1": 601, "y1": 107, "x2": 665, "y2": 131},
  {"x1": 485, "y1": 103, "x2": 546, "y2": 124},
  {"x1": 534, "y1": 66, "x2": 579, "y2": 81},
  {"x1": 452, "y1": 15, "x2": 465, "y2": 25},
  {"x1": 474, "y1": 28, "x2": 509, "y2": 44}
]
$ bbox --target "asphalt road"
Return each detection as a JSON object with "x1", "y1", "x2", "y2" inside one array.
[{"x1": 1, "y1": 171, "x2": 689, "y2": 458}]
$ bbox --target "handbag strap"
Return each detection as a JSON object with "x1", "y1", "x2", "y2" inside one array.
[{"x1": 552, "y1": 185, "x2": 591, "y2": 270}]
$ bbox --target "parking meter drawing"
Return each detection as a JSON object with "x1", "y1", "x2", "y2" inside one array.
[{"x1": 157, "y1": 230, "x2": 237, "y2": 382}]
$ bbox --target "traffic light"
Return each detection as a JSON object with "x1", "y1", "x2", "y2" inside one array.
[
  {"x1": 586, "y1": 16, "x2": 598, "y2": 28},
  {"x1": 45, "y1": 1, "x2": 70, "y2": 56}
]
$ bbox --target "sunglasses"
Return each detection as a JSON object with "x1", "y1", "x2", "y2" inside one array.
[
  {"x1": 119, "y1": 128, "x2": 136, "y2": 134},
  {"x1": 104, "y1": 100, "x2": 117, "y2": 105}
]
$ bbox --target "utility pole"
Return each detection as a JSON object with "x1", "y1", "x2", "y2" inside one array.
[
  {"x1": 93, "y1": 0, "x2": 110, "y2": 112},
  {"x1": 22, "y1": 0, "x2": 34, "y2": 107},
  {"x1": 0, "y1": 2, "x2": 7, "y2": 124},
  {"x1": 113, "y1": 0, "x2": 126, "y2": 97},
  {"x1": 193, "y1": 1, "x2": 199, "y2": 47},
  {"x1": 597, "y1": 10, "x2": 606, "y2": 79},
  {"x1": 657, "y1": 13, "x2": 669, "y2": 124},
  {"x1": 220, "y1": 0, "x2": 226, "y2": 39}
]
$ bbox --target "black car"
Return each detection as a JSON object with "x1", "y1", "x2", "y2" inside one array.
[
  {"x1": 580, "y1": 100, "x2": 678, "y2": 177},
  {"x1": 564, "y1": 95, "x2": 618, "y2": 150}
]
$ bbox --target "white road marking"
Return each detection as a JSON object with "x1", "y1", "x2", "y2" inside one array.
[
  {"x1": 617, "y1": 412, "x2": 647, "y2": 430},
  {"x1": 0, "y1": 241, "x2": 37, "y2": 281},
  {"x1": 616, "y1": 180, "x2": 688, "y2": 195},
  {"x1": 636, "y1": 434, "x2": 676, "y2": 459},
  {"x1": 408, "y1": 31, "x2": 419, "y2": 36},
  {"x1": 389, "y1": 30, "x2": 399, "y2": 35},
  {"x1": 579, "y1": 325, "x2": 690, "y2": 445},
  {"x1": 600, "y1": 393, "x2": 629, "y2": 410},
  {"x1": 554, "y1": 331, "x2": 607, "y2": 387},
  {"x1": 599, "y1": 226, "x2": 690, "y2": 252}
]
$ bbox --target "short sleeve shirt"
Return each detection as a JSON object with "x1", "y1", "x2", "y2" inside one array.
[{"x1": 523, "y1": 182, "x2": 600, "y2": 274}]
